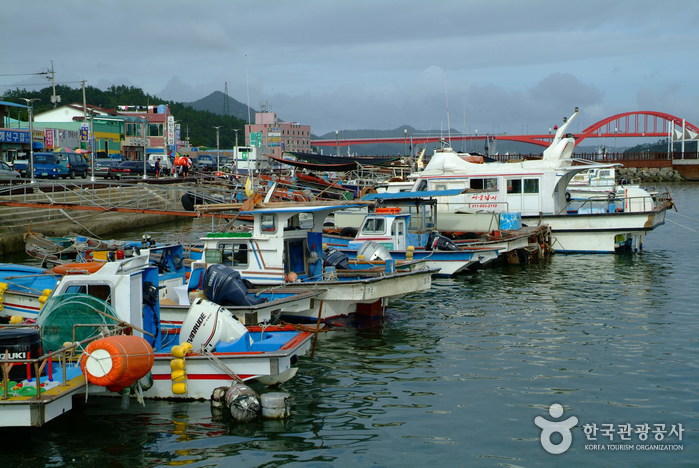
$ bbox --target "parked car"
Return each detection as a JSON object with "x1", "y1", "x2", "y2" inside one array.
[
  {"x1": 12, "y1": 153, "x2": 61, "y2": 179},
  {"x1": 108, "y1": 160, "x2": 157, "y2": 179},
  {"x1": 0, "y1": 161, "x2": 20, "y2": 179},
  {"x1": 55, "y1": 151, "x2": 90, "y2": 178},
  {"x1": 94, "y1": 158, "x2": 121, "y2": 179},
  {"x1": 195, "y1": 154, "x2": 217, "y2": 171}
]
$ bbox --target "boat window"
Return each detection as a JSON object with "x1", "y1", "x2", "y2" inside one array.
[
  {"x1": 434, "y1": 183, "x2": 448, "y2": 191},
  {"x1": 63, "y1": 284, "x2": 112, "y2": 302},
  {"x1": 218, "y1": 243, "x2": 249, "y2": 267},
  {"x1": 261, "y1": 214, "x2": 276, "y2": 233},
  {"x1": 416, "y1": 180, "x2": 427, "y2": 192},
  {"x1": 470, "y1": 178, "x2": 498, "y2": 191},
  {"x1": 362, "y1": 218, "x2": 386, "y2": 234},
  {"x1": 523, "y1": 178, "x2": 539, "y2": 194},
  {"x1": 507, "y1": 179, "x2": 522, "y2": 194},
  {"x1": 392, "y1": 219, "x2": 404, "y2": 237}
]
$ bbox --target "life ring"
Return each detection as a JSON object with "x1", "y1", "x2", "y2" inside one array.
[
  {"x1": 52, "y1": 262, "x2": 104, "y2": 275},
  {"x1": 359, "y1": 187, "x2": 377, "y2": 198}
]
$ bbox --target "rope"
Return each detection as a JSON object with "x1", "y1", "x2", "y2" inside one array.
[
  {"x1": 668, "y1": 211, "x2": 699, "y2": 224},
  {"x1": 666, "y1": 218, "x2": 697, "y2": 232}
]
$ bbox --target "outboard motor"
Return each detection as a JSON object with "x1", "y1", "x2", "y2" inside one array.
[
  {"x1": 356, "y1": 241, "x2": 393, "y2": 261},
  {"x1": 323, "y1": 248, "x2": 351, "y2": 270},
  {"x1": 425, "y1": 231, "x2": 460, "y2": 251},
  {"x1": 204, "y1": 264, "x2": 267, "y2": 306}
]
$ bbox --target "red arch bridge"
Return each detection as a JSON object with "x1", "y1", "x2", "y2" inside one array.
[{"x1": 311, "y1": 111, "x2": 699, "y2": 149}]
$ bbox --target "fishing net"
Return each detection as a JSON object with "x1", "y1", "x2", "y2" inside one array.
[{"x1": 36, "y1": 293, "x2": 120, "y2": 352}]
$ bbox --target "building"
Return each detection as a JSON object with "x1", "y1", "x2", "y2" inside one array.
[
  {"x1": 245, "y1": 110, "x2": 312, "y2": 160},
  {"x1": 1, "y1": 101, "x2": 37, "y2": 163}
]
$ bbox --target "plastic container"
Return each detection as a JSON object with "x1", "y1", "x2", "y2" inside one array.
[
  {"x1": 499, "y1": 212, "x2": 522, "y2": 230},
  {"x1": 261, "y1": 392, "x2": 292, "y2": 419}
]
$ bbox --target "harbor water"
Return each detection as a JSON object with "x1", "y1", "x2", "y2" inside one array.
[{"x1": 1, "y1": 183, "x2": 698, "y2": 466}]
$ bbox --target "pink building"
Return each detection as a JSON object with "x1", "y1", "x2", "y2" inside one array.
[{"x1": 245, "y1": 111, "x2": 311, "y2": 159}]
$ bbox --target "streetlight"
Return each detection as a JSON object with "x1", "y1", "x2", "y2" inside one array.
[
  {"x1": 233, "y1": 128, "x2": 239, "y2": 147},
  {"x1": 213, "y1": 126, "x2": 222, "y2": 171},
  {"x1": 335, "y1": 130, "x2": 339, "y2": 156},
  {"x1": 404, "y1": 128, "x2": 408, "y2": 156},
  {"x1": 19, "y1": 98, "x2": 40, "y2": 184},
  {"x1": 614, "y1": 127, "x2": 618, "y2": 156}
]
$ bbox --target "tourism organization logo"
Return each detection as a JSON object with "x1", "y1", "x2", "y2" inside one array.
[
  {"x1": 534, "y1": 403, "x2": 578, "y2": 454},
  {"x1": 534, "y1": 403, "x2": 685, "y2": 455}
]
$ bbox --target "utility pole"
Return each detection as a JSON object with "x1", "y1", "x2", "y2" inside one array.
[
  {"x1": 20, "y1": 98, "x2": 40, "y2": 184},
  {"x1": 49, "y1": 61, "x2": 60, "y2": 108}
]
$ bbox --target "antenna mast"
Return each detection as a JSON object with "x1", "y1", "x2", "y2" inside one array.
[{"x1": 223, "y1": 81, "x2": 230, "y2": 117}]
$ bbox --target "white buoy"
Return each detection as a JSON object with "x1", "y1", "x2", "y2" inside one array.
[
  {"x1": 224, "y1": 382, "x2": 261, "y2": 422},
  {"x1": 210, "y1": 386, "x2": 228, "y2": 409},
  {"x1": 260, "y1": 392, "x2": 292, "y2": 419}
]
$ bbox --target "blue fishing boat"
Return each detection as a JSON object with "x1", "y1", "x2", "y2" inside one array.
[{"x1": 0, "y1": 253, "x2": 316, "y2": 427}]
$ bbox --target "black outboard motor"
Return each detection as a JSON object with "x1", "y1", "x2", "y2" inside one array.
[
  {"x1": 204, "y1": 264, "x2": 267, "y2": 306},
  {"x1": 323, "y1": 248, "x2": 351, "y2": 270},
  {"x1": 425, "y1": 231, "x2": 460, "y2": 251}
]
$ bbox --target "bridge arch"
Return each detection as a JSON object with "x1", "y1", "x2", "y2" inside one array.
[{"x1": 574, "y1": 111, "x2": 699, "y2": 145}]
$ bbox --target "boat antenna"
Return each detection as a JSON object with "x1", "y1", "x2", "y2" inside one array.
[{"x1": 445, "y1": 80, "x2": 452, "y2": 144}]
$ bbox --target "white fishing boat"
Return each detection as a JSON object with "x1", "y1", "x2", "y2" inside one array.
[
  {"x1": 324, "y1": 197, "x2": 551, "y2": 275},
  {"x1": 399, "y1": 107, "x2": 674, "y2": 253},
  {"x1": 193, "y1": 203, "x2": 438, "y2": 323},
  {"x1": 0, "y1": 255, "x2": 316, "y2": 427}
]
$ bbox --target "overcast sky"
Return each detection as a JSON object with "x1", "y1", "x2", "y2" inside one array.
[{"x1": 3, "y1": 0, "x2": 699, "y2": 139}]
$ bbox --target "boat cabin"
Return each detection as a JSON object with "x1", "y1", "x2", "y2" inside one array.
[{"x1": 197, "y1": 204, "x2": 366, "y2": 284}]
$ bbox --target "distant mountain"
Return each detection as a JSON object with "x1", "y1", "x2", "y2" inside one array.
[
  {"x1": 184, "y1": 91, "x2": 256, "y2": 122},
  {"x1": 315, "y1": 126, "x2": 550, "y2": 156}
]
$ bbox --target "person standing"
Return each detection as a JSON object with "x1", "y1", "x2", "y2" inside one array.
[{"x1": 154, "y1": 158, "x2": 161, "y2": 178}]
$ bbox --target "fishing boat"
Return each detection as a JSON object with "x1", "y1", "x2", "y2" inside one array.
[
  {"x1": 324, "y1": 197, "x2": 551, "y2": 275},
  {"x1": 393, "y1": 107, "x2": 674, "y2": 253},
  {"x1": 0, "y1": 254, "x2": 315, "y2": 427},
  {"x1": 193, "y1": 202, "x2": 439, "y2": 323},
  {"x1": 0, "y1": 243, "x2": 321, "y2": 327},
  {"x1": 23, "y1": 231, "x2": 140, "y2": 267}
]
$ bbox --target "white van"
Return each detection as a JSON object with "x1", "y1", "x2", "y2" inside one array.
[{"x1": 147, "y1": 154, "x2": 173, "y2": 172}]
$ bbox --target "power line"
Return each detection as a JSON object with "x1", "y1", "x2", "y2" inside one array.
[{"x1": 0, "y1": 72, "x2": 48, "y2": 77}]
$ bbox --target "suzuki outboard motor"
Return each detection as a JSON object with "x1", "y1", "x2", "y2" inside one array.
[
  {"x1": 425, "y1": 231, "x2": 460, "y2": 251},
  {"x1": 204, "y1": 264, "x2": 267, "y2": 306}
]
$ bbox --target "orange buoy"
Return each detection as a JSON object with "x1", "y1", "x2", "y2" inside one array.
[
  {"x1": 80, "y1": 335, "x2": 154, "y2": 392},
  {"x1": 53, "y1": 262, "x2": 105, "y2": 275}
]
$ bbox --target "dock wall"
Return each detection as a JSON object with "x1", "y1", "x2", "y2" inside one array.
[{"x1": 0, "y1": 183, "x2": 188, "y2": 256}]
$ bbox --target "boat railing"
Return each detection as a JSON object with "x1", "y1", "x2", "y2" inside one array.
[
  {"x1": 564, "y1": 190, "x2": 671, "y2": 214},
  {"x1": 0, "y1": 323, "x2": 131, "y2": 401}
]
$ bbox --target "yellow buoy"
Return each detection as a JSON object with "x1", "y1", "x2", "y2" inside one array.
[
  {"x1": 172, "y1": 382, "x2": 187, "y2": 394},
  {"x1": 171, "y1": 370, "x2": 187, "y2": 382},
  {"x1": 9, "y1": 315, "x2": 23, "y2": 324},
  {"x1": 171, "y1": 345, "x2": 186, "y2": 358},
  {"x1": 170, "y1": 358, "x2": 186, "y2": 371}
]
